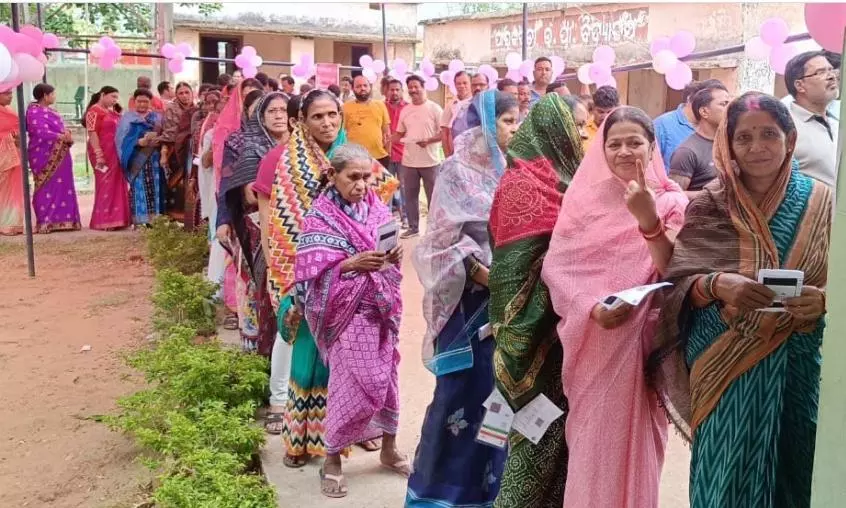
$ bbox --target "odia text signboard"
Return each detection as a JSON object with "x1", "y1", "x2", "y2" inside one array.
[
  {"x1": 315, "y1": 63, "x2": 340, "y2": 88},
  {"x1": 490, "y1": 7, "x2": 649, "y2": 52}
]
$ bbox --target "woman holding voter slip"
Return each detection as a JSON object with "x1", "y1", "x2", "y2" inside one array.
[
  {"x1": 650, "y1": 92, "x2": 830, "y2": 507},
  {"x1": 542, "y1": 106, "x2": 688, "y2": 508},
  {"x1": 407, "y1": 90, "x2": 519, "y2": 507}
]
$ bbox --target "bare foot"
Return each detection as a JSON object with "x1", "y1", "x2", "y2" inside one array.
[{"x1": 380, "y1": 446, "x2": 412, "y2": 477}]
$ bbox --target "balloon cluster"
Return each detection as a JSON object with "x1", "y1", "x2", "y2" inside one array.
[
  {"x1": 388, "y1": 57, "x2": 410, "y2": 81},
  {"x1": 160, "y1": 42, "x2": 193, "y2": 74},
  {"x1": 744, "y1": 17, "x2": 798, "y2": 75},
  {"x1": 410, "y1": 57, "x2": 439, "y2": 91},
  {"x1": 476, "y1": 64, "x2": 500, "y2": 87},
  {"x1": 650, "y1": 31, "x2": 696, "y2": 90},
  {"x1": 90, "y1": 36, "x2": 122, "y2": 71},
  {"x1": 291, "y1": 54, "x2": 315, "y2": 80},
  {"x1": 577, "y1": 46, "x2": 616, "y2": 88},
  {"x1": 235, "y1": 46, "x2": 263, "y2": 79},
  {"x1": 0, "y1": 25, "x2": 57, "y2": 89},
  {"x1": 358, "y1": 55, "x2": 386, "y2": 85},
  {"x1": 805, "y1": 3, "x2": 846, "y2": 54},
  {"x1": 438, "y1": 59, "x2": 467, "y2": 95},
  {"x1": 503, "y1": 52, "x2": 565, "y2": 84}
]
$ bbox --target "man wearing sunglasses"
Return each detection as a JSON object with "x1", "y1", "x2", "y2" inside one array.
[{"x1": 784, "y1": 50, "x2": 840, "y2": 189}]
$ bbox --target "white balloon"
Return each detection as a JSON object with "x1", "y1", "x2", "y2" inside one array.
[
  {"x1": 362, "y1": 68, "x2": 378, "y2": 84},
  {"x1": 652, "y1": 50, "x2": 678, "y2": 75},
  {"x1": 0, "y1": 43, "x2": 11, "y2": 83}
]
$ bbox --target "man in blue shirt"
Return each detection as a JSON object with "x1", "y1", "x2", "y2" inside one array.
[
  {"x1": 654, "y1": 79, "x2": 725, "y2": 173},
  {"x1": 529, "y1": 57, "x2": 553, "y2": 107}
]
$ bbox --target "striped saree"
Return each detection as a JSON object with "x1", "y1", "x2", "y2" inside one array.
[{"x1": 650, "y1": 118, "x2": 831, "y2": 508}]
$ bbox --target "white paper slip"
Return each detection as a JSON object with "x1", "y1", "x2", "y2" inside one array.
[
  {"x1": 478, "y1": 322, "x2": 492, "y2": 341},
  {"x1": 476, "y1": 388, "x2": 514, "y2": 449},
  {"x1": 757, "y1": 269, "x2": 803, "y2": 312},
  {"x1": 512, "y1": 394, "x2": 565, "y2": 445},
  {"x1": 601, "y1": 282, "x2": 673, "y2": 310},
  {"x1": 377, "y1": 220, "x2": 399, "y2": 253}
]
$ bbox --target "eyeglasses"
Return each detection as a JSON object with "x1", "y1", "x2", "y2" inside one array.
[{"x1": 801, "y1": 67, "x2": 837, "y2": 80}]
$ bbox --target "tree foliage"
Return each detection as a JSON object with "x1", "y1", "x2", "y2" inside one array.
[{"x1": 0, "y1": 3, "x2": 222, "y2": 37}]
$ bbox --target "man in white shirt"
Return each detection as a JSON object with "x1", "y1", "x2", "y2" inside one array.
[
  {"x1": 393, "y1": 75, "x2": 443, "y2": 238},
  {"x1": 784, "y1": 51, "x2": 840, "y2": 188}
]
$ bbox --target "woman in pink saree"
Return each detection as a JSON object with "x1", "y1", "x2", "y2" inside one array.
[
  {"x1": 295, "y1": 143, "x2": 409, "y2": 498},
  {"x1": 0, "y1": 87, "x2": 24, "y2": 236},
  {"x1": 541, "y1": 107, "x2": 688, "y2": 508},
  {"x1": 86, "y1": 86, "x2": 130, "y2": 231}
]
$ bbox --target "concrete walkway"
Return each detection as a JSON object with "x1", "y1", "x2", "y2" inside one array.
[{"x1": 241, "y1": 236, "x2": 691, "y2": 507}]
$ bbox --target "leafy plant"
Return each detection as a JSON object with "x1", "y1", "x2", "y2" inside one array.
[
  {"x1": 152, "y1": 271, "x2": 217, "y2": 335},
  {"x1": 145, "y1": 216, "x2": 210, "y2": 276}
]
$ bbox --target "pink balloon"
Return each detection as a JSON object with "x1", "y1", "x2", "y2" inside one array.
[
  {"x1": 665, "y1": 62, "x2": 693, "y2": 90},
  {"x1": 249, "y1": 55, "x2": 263, "y2": 68},
  {"x1": 652, "y1": 49, "x2": 678, "y2": 75},
  {"x1": 505, "y1": 52, "x2": 521, "y2": 70},
  {"x1": 505, "y1": 69, "x2": 522, "y2": 83},
  {"x1": 90, "y1": 43, "x2": 105, "y2": 59},
  {"x1": 745, "y1": 36, "x2": 771, "y2": 60},
  {"x1": 168, "y1": 58, "x2": 184, "y2": 74},
  {"x1": 161, "y1": 43, "x2": 176, "y2": 59},
  {"x1": 171, "y1": 52, "x2": 185, "y2": 62},
  {"x1": 176, "y1": 42, "x2": 192, "y2": 57},
  {"x1": 448, "y1": 59, "x2": 465, "y2": 73},
  {"x1": 235, "y1": 54, "x2": 249, "y2": 69},
  {"x1": 550, "y1": 55, "x2": 565, "y2": 77},
  {"x1": 301, "y1": 53, "x2": 314, "y2": 66},
  {"x1": 424, "y1": 76, "x2": 439, "y2": 91},
  {"x1": 99, "y1": 58, "x2": 116, "y2": 71},
  {"x1": 519, "y1": 59, "x2": 534, "y2": 79},
  {"x1": 478, "y1": 64, "x2": 498, "y2": 84},
  {"x1": 393, "y1": 58, "x2": 408, "y2": 75},
  {"x1": 362, "y1": 67, "x2": 377, "y2": 84},
  {"x1": 14, "y1": 53, "x2": 43, "y2": 82},
  {"x1": 588, "y1": 63, "x2": 611, "y2": 84},
  {"x1": 241, "y1": 45, "x2": 257, "y2": 58},
  {"x1": 577, "y1": 64, "x2": 593, "y2": 85},
  {"x1": 4, "y1": 58, "x2": 19, "y2": 83},
  {"x1": 670, "y1": 31, "x2": 696, "y2": 58},
  {"x1": 13, "y1": 32, "x2": 41, "y2": 57},
  {"x1": 597, "y1": 75, "x2": 617, "y2": 89},
  {"x1": 20, "y1": 25, "x2": 43, "y2": 42},
  {"x1": 421, "y1": 58, "x2": 435, "y2": 77},
  {"x1": 104, "y1": 45, "x2": 121, "y2": 60},
  {"x1": 242, "y1": 66, "x2": 258, "y2": 79},
  {"x1": 439, "y1": 70, "x2": 454, "y2": 85},
  {"x1": 99, "y1": 36, "x2": 115, "y2": 48},
  {"x1": 805, "y1": 3, "x2": 846, "y2": 53},
  {"x1": 760, "y1": 17, "x2": 790, "y2": 47},
  {"x1": 359, "y1": 54, "x2": 373, "y2": 68},
  {"x1": 593, "y1": 45, "x2": 616, "y2": 66},
  {"x1": 372, "y1": 59, "x2": 386, "y2": 73},
  {"x1": 42, "y1": 33, "x2": 59, "y2": 49},
  {"x1": 769, "y1": 43, "x2": 800, "y2": 74},
  {"x1": 0, "y1": 79, "x2": 21, "y2": 93},
  {"x1": 291, "y1": 64, "x2": 306, "y2": 79},
  {"x1": 649, "y1": 36, "x2": 671, "y2": 57},
  {"x1": 37, "y1": 53, "x2": 47, "y2": 65},
  {"x1": 0, "y1": 26, "x2": 15, "y2": 48}
]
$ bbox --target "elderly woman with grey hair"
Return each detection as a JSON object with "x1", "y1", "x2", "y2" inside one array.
[{"x1": 294, "y1": 142, "x2": 409, "y2": 497}]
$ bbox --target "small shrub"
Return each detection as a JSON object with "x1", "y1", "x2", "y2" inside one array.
[
  {"x1": 145, "y1": 216, "x2": 210, "y2": 275},
  {"x1": 152, "y1": 271, "x2": 218, "y2": 335}
]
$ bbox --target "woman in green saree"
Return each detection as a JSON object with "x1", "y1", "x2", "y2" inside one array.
[
  {"x1": 488, "y1": 94, "x2": 584, "y2": 508},
  {"x1": 651, "y1": 92, "x2": 831, "y2": 507}
]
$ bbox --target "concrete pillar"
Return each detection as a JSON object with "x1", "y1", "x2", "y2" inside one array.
[
  {"x1": 736, "y1": 3, "x2": 775, "y2": 95},
  {"x1": 811, "y1": 52, "x2": 846, "y2": 508}
]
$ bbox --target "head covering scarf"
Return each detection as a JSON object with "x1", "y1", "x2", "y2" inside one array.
[
  {"x1": 412, "y1": 90, "x2": 508, "y2": 373},
  {"x1": 213, "y1": 86, "x2": 243, "y2": 188},
  {"x1": 650, "y1": 95, "x2": 832, "y2": 438},
  {"x1": 198, "y1": 90, "x2": 222, "y2": 147},
  {"x1": 487, "y1": 93, "x2": 584, "y2": 507},
  {"x1": 266, "y1": 89, "x2": 398, "y2": 312}
]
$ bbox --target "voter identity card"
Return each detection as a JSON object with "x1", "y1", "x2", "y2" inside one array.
[
  {"x1": 601, "y1": 282, "x2": 673, "y2": 310},
  {"x1": 476, "y1": 388, "x2": 513, "y2": 449},
  {"x1": 757, "y1": 269, "x2": 803, "y2": 312},
  {"x1": 377, "y1": 220, "x2": 399, "y2": 253}
]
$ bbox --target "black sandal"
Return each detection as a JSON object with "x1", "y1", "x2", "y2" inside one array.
[{"x1": 223, "y1": 313, "x2": 239, "y2": 330}]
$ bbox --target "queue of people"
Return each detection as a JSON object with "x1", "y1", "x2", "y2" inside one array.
[{"x1": 0, "y1": 50, "x2": 838, "y2": 508}]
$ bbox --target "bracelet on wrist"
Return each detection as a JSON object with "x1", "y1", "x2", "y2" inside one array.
[{"x1": 639, "y1": 218, "x2": 665, "y2": 240}]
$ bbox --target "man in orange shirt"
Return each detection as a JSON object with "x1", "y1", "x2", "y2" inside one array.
[
  {"x1": 342, "y1": 74, "x2": 391, "y2": 168},
  {"x1": 127, "y1": 76, "x2": 165, "y2": 113}
]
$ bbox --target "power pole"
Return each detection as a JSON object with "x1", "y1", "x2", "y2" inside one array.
[{"x1": 154, "y1": 3, "x2": 173, "y2": 80}]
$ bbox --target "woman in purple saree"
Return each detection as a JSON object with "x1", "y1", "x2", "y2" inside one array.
[
  {"x1": 295, "y1": 143, "x2": 410, "y2": 498},
  {"x1": 26, "y1": 83, "x2": 81, "y2": 233}
]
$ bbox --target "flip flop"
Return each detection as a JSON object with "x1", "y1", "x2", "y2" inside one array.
[
  {"x1": 283, "y1": 454, "x2": 308, "y2": 468},
  {"x1": 223, "y1": 313, "x2": 239, "y2": 330},
  {"x1": 319, "y1": 466, "x2": 348, "y2": 498},
  {"x1": 356, "y1": 439, "x2": 382, "y2": 452},
  {"x1": 380, "y1": 454, "x2": 412, "y2": 478},
  {"x1": 264, "y1": 412, "x2": 284, "y2": 435}
]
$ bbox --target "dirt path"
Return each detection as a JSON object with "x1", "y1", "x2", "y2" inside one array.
[{"x1": 0, "y1": 194, "x2": 153, "y2": 508}]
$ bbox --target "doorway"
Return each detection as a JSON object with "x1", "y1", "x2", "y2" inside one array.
[
  {"x1": 199, "y1": 35, "x2": 242, "y2": 83},
  {"x1": 350, "y1": 45, "x2": 372, "y2": 78}
]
